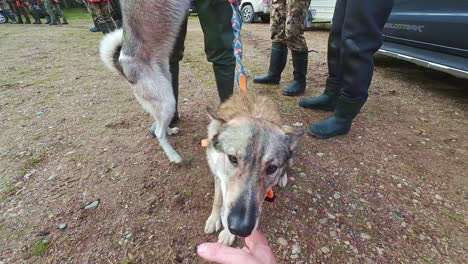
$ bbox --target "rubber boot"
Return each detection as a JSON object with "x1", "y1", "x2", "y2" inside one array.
[
  {"x1": 61, "y1": 18, "x2": 68, "y2": 25},
  {"x1": 282, "y1": 51, "x2": 308, "y2": 96},
  {"x1": 5, "y1": 10, "x2": 18, "y2": 24},
  {"x1": 98, "y1": 22, "x2": 110, "y2": 34},
  {"x1": 213, "y1": 63, "x2": 235, "y2": 102},
  {"x1": 308, "y1": 97, "x2": 365, "y2": 139},
  {"x1": 45, "y1": 15, "x2": 51, "y2": 24},
  {"x1": 169, "y1": 62, "x2": 180, "y2": 125},
  {"x1": 299, "y1": 78, "x2": 340, "y2": 111},
  {"x1": 90, "y1": 21, "x2": 100, "y2": 32},
  {"x1": 17, "y1": 17, "x2": 23, "y2": 24},
  {"x1": 253, "y1": 42, "x2": 288, "y2": 85},
  {"x1": 25, "y1": 16, "x2": 31, "y2": 24}
]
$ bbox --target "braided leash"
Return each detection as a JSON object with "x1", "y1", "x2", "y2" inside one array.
[{"x1": 230, "y1": 0, "x2": 248, "y2": 94}]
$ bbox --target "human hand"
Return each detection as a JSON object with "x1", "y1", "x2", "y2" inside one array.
[{"x1": 197, "y1": 230, "x2": 276, "y2": 264}]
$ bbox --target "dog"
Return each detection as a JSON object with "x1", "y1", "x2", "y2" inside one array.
[
  {"x1": 204, "y1": 93, "x2": 303, "y2": 245},
  {"x1": 99, "y1": 0, "x2": 192, "y2": 163}
]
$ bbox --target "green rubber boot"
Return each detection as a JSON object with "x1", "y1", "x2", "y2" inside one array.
[
  {"x1": 213, "y1": 63, "x2": 235, "y2": 102},
  {"x1": 282, "y1": 51, "x2": 308, "y2": 96},
  {"x1": 308, "y1": 97, "x2": 365, "y2": 139},
  {"x1": 253, "y1": 42, "x2": 288, "y2": 85}
]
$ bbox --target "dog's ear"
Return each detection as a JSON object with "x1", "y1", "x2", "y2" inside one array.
[
  {"x1": 206, "y1": 106, "x2": 225, "y2": 123},
  {"x1": 282, "y1": 125, "x2": 304, "y2": 151}
]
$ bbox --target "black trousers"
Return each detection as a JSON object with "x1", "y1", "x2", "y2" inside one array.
[{"x1": 327, "y1": 0, "x2": 394, "y2": 102}]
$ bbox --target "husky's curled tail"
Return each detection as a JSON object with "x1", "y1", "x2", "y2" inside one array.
[{"x1": 99, "y1": 0, "x2": 192, "y2": 163}]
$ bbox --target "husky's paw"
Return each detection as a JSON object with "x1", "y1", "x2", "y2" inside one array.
[
  {"x1": 167, "y1": 127, "x2": 179, "y2": 136},
  {"x1": 279, "y1": 172, "x2": 288, "y2": 188},
  {"x1": 218, "y1": 229, "x2": 236, "y2": 246},
  {"x1": 204, "y1": 214, "x2": 222, "y2": 234},
  {"x1": 168, "y1": 153, "x2": 182, "y2": 164}
]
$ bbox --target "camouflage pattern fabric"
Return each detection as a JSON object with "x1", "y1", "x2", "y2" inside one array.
[
  {"x1": 87, "y1": 1, "x2": 112, "y2": 24},
  {"x1": 270, "y1": 0, "x2": 311, "y2": 52},
  {"x1": 44, "y1": 0, "x2": 66, "y2": 22}
]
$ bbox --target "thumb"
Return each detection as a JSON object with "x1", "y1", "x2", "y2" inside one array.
[{"x1": 197, "y1": 243, "x2": 257, "y2": 264}]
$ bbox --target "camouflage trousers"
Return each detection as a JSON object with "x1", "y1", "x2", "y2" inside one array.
[
  {"x1": 86, "y1": 1, "x2": 113, "y2": 25},
  {"x1": 270, "y1": 0, "x2": 311, "y2": 52},
  {"x1": 44, "y1": 0, "x2": 66, "y2": 21}
]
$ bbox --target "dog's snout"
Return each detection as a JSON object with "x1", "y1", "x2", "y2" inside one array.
[{"x1": 227, "y1": 202, "x2": 257, "y2": 237}]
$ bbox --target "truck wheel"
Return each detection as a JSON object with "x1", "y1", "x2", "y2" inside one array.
[
  {"x1": 241, "y1": 5, "x2": 255, "y2": 23},
  {"x1": 0, "y1": 12, "x2": 8, "y2": 24}
]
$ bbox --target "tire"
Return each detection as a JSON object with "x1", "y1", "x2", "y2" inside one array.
[
  {"x1": 0, "y1": 12, "x2": 8, "y2": 24},
  {"x1": 241, "y1": 5, "x2": 255, "y2": 23},
  {"x1": 260, "y1": 14, "x2": 270, "y2": 23}
]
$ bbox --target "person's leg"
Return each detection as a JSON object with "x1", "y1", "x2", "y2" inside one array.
[
  {"x1": 20, "y1": 5, "x2": 31, "y2": 24},
  {"x1": 195, "y1": 0, "x2": 235, "y2": 102},
  {"x1": 309, "y1": 0, "x2": 394, "y2": 139},
  {"x1": 11, "y1": 1, "x2": 23, "y2": 23},
  {"x1": 53, "y1": 2, "x2": 67, "y2": 24},
  {"x1": 101, "y1": 1, "x2": 115, "y2": 32},
  {"x1": 282, "y1": 0, "x2": 310, "y2": 96},
  {"x1": 44, "y1": 0, "x2": 58, "y2": 25},
  {"x1": 95, "y1": 2, "x2": 109, "y2": 33},
  {"x1": 299, "y1": 0, "x2": 346, "y2": 110},
  {"x1": 253, "y1": 0, "x2": 288, "y2": 85},
  {"x1": 25, "y1": 0, "x2": 41, "y2": 24}
]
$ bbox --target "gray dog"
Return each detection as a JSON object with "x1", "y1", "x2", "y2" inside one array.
[
  {"x1": 205, "y1": 93, "x2": 303, "y2": 245},
  {"x1": 100, "y1": 0, "x2": 191, "y2": 163}
]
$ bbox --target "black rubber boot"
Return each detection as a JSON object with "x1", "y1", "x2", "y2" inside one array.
[
  {"x1": 283, "y1": 51, "x2": 308, "y2": 96},
  {"x1": 308, "y1": 97, "x2": 365, "y2": 139},
  {"x1": 213, "y1": 63, "x2": 235, "y2": 102},
  {"x1": 299, "y1": 78, "x2": 340, "y2": 111},
  {"x1": 98, "y1": 22, "x2": 110, "y2": 34},
  {"x1": 107, "y1": 21, "x2": 116, "y2": 32},
  {"x1": 169, "y1": 62, "x2": 180, "y2": 125},
  {"x1": 253, "y1": 42, "x2": 288, "y2": 85},
  {"x1": 45, "y1": 15, "x2": 51, "y2": 24},
  {"x1": 25, "y1": 17, "x2": 31, "y2": 24}
]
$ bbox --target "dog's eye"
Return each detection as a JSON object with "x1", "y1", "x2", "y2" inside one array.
[
  {"x1": 266, "y1": 165, "x2": 278, "y2": 175},
  {"x1": 228, "y1": 155, "x2": 238, "y2": 166}
]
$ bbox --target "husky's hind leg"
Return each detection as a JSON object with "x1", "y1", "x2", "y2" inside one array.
[{"x1": 130, "y1": 64, "x2": 182, "y2": 163}]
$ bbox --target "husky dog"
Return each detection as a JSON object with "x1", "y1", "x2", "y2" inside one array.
[
  {"x1": 99, "y1": 0, "x2": 192, "y2": 163},
  {"x1": 205, "y1": 93, "x2": 303, "y2": 245}
]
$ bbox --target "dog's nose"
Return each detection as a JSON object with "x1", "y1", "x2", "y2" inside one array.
[{"x1": 227, "y1": 203, "x2": 257, "y2": 237}]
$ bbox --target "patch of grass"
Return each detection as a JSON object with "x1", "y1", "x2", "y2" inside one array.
[
  {"x1": 25, "y1": 78, "x2": 56, "y2": 87},
  {"x1": 184, "y1": 190, "x2": 193, "y2": 198},
  {"x1": 422, "y1": 258, "x2": 435, "y2": 264},
  {"x1": 63, "y1": 8, "x2": 91, "y2": 21},
  {"x1": 46, "y1": 72, "x2": 62, "y2": 77},
  {"x1": 442, "y1": 211, "x2": 463, "y2": 222},
  {"x1": 31, "y1": 240, "x2": 50, "y2": 256},
  {"x1": 32, "y1": 134, "x2": 43, "y2": 141}
]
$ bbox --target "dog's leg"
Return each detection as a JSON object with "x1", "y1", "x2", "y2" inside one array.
[
  {"x1": 205, "y1": 178, "x2": 223, "y2": 234},
  {"x1": 218, "y1": 228, "x2": 236, "y2": 246},
  {"x1": 130, "y1": 64, "x2": 182, "y2": 163}
]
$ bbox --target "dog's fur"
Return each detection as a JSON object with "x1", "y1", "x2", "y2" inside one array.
[
  {"x1": 205, "y1": 93, "x2": 303, "y2": 245},
  {"x1": 99, "y1": 0, "x2": 191, "y2": 163}
]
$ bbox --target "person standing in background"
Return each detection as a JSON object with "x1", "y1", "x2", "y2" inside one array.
[
  {"x1": 44, "y1": 0, "x2": 68, "y2": 25},
  {"x1": 299, "y1": 0, "x2": 394, "y2": 139},
  {"x1": 0, "y1": 0, "x2": 18, "y2": 23},
  {"x1": 254, "y1": 0, "x2": 311, "y2": 96}
]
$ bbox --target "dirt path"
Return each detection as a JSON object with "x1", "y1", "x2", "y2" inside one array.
[{"x1": 1, "y1": 11, "x2": 467, "y2": 264}]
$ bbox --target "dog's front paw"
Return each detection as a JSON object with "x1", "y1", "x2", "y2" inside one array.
[
  {"x1": 279, "y1": 172, "x2": 288, "y2": 188},
  {"x1": 218, "y1": 229, "x2": 236, "y2": 246},
  {"x1": 169, "y1": 152, "x2": 182, "y2": 164},
  {"x1": 204, "y1": 214, "x2": 222, "y2": 234},
  {"x1": 167, "y1": 127, "x2": 179, "y2": 136}
]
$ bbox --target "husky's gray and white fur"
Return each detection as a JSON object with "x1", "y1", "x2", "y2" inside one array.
[
  {"x1": 99, "y1": 0, "x2": 191, "y2": 163},
  {"x1": 205, "y1": 93, "x2": 303, "y2": 245}
]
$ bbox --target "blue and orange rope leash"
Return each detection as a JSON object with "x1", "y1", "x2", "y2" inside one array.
[{"x1": 230, "y1": 0, "x2": 248, "y2": 94}]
